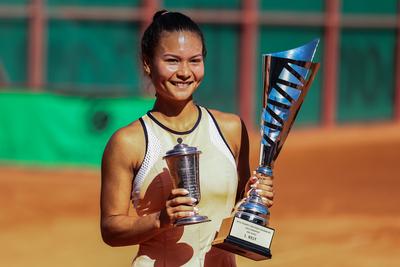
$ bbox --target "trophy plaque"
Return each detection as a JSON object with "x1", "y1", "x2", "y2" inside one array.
[
  {"x1": 212, "y1": 39, "x2": 320, "y2": 260},
  {"x1": 163, "y1": 138, "x2": 210, "y2": 226}
]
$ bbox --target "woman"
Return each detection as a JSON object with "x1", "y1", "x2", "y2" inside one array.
[{"x1": 100, "y1": 10, "x2": 274, "y2": 267}]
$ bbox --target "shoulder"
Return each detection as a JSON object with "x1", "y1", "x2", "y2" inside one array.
[
  {"x1": 206, "y1": 108, "x2": 244, "y2": 157},
  {"x1": 102, "y1": 119, "x2": 146, "y2": 171},
  {"x1": 206, "y1": 109, "x2": 242, "y2": 134},
  {"x1": 108, "y1": 119, "x2": 144, "y2": 148}
]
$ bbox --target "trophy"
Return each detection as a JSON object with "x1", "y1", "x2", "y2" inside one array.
[
  {"x1": 212, "y1": 39, "x2": 320, "y2": 260},
  {"x1": 163, "y1": 137, "x2": 210, "y2": 226}
]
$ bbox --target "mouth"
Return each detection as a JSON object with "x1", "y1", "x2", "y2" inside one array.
[{"x1": 170, "y1": 81, "x2": 194, "y2": 89}]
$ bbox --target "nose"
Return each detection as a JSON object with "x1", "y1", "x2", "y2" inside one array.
[{"x1": 176, "y1": 62, "x2": 191, "y2": 80}]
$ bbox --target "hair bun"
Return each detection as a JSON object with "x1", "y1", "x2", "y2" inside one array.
[{"x1": 153, "y1": 9, "x2": 169, "y2": 21}]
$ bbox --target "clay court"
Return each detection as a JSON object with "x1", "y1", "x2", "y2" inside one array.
[{"x1": 1, "y1": 123, "x2": 399, "y2": 267}]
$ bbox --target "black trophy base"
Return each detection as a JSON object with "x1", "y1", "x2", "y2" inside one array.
[
  {"x1": 212, "y1": 217, "x2": 274, "y2": 261},
  {"x1": 174, "y1": 215, "x2": 211, "y2": 227}
]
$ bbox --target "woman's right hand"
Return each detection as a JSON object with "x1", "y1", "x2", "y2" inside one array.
[{"x1": 159, "y1": 188, "x2": 198, "y2": 227}]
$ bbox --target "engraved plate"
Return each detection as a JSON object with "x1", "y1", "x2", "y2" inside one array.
[{"x1": 230, "y1": 217, "x2": 275, "y2": 249}]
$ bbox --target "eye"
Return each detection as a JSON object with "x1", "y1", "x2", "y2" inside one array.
[
  {"x1": 190, "y1": 57, "x2": 203, "y2": 64},
  {"x1": 165, "y1": 58, "x2": 179, "y2": 63}
]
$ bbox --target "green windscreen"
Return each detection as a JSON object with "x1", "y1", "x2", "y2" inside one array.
[
  {"x1": 261, "y1": 0, "x2": 324, "y2": 12},
  {"x1": 338, "y1": 29, "x2": 395, "y2": 123},
  {"x1": 194, "y1": 24, "x2": 239, "y2": 113},
  {"x1": 47, "y1": 20, "x2": 142, "y2": 95},
  {"x1": 164, "y1": 0, "x2": 240, "y2": 9},
  {"x1": 342, "y1": 0, "x2": 397, "y2": 14},
  {"x1": 0, "y1": 0, "x2": 28, "y2": 4},
  {"x1": 47, "y1": 0, "x2": 140, "y2": 6},
  {"x1": 0, "y1": 92, "x2": 154, "y2": 167},
  {"x1": 0, "y1": 19, "x2": 27, "y2": 84}
]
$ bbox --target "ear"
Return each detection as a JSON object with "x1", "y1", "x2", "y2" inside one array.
[{"x1": 143, "y1": 60, "x2": 151, "y2": 76}]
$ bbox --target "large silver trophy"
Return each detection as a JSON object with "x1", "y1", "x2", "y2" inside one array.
[
  {"x1": 212, "y1": 39, "x2": 320, "y2": 260},
  {"x1": 163, "y1": 138, "x2": 210, "y2": 226}
]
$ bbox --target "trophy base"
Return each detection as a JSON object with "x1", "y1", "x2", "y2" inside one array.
[
  {"x1": 174, "y1": 215, "x2": 211, "y2": 227},
  {"x1": 212, "y1": 217, "x2": 274, "y2": 261}
]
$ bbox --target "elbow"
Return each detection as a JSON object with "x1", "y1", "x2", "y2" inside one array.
[
  {"x1": 100, "y1": 214, "x2": 158, "y2": 246},
  {"x1": 103, "y1": 239, "x2": 121, "y2": 247},
  {"x1": 101, "y1": 228, "x2": 119, "y2": 247},
  {"x1": 100, "y1": 223, "x2": 141, "y2": 247},
  {"x1": 101, "y1": 222, "x2": 126, "y2": 247}
]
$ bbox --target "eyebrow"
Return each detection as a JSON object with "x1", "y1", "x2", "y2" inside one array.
[
  {"x1": 190, "y1": 54, "x2": 204, "y2": 59},
  {"x1": 163, "y1": 53, "x2": 203, "y2": 59}
]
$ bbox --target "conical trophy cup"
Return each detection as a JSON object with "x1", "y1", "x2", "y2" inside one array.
[{"x1": 212, "y1": 39, "x2": 320, "y2": 260}]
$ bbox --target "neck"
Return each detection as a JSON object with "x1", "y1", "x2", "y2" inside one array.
[
  {"x1": 152, "y1": 97, "x2": 196, "y2": 116},
  {"x1": 151, "y1": 98, "x2": 199, "y2": 132}
]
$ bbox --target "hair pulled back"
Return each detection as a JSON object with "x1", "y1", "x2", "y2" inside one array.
[{"x1": 141, "y1": 10, "x2": 207, "y2": 64}]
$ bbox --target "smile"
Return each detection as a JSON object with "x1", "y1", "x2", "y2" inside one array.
[{"x1": 170, "y1": 81, "x2": 193, "y2": 88}]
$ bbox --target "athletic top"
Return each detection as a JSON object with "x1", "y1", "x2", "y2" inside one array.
[{"x1": 131, "y1": 105, "x2": 238, "y2": 267}]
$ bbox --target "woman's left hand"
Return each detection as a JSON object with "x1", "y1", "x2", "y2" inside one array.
[{"x1": 245, "y1": 171, "x2": 274, "y2": 208}]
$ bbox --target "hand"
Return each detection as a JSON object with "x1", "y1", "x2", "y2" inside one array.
[
  {"x1": 245, "y1": 171, "x2": 274, "y2": 208},
  {"x1": 159, "y1": 188, "x2": 198, "y2": 227}
]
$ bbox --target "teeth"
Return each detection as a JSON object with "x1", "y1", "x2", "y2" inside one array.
[{"x1": 172, "y1": 82, "x2": 191, "y2": 88}]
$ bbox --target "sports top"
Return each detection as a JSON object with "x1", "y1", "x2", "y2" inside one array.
[{"x1": 131, "y1": 106, "x2": 238, "y2": 267}]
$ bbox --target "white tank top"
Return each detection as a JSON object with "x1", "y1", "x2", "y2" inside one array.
[{"x1": 131, "y1": 106, "x2": 238, "y2": 267}]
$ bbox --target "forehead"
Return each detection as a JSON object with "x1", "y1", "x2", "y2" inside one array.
[{"x1": 157, "y1": 31, "x2": 203, "y2": 55}]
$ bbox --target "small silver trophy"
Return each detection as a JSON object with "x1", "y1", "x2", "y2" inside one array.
[
  {"x1": 163, "y1": 138, "x2": 210, "y2": 226},
  {"x1": 213, "y1": 39, "x2": 320, "y2": 260}
]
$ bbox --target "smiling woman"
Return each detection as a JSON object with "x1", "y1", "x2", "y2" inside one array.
[
  {"x1": 144, "y1": 31, "x2": 204, "y2": 104},
  {"x1": 100, "y1": 9, "x2": 274, "y2": 267}
]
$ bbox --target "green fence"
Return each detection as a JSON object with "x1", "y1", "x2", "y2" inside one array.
[
  {"x1": 0, "y1": 92, "x2": 154, "y2": 167},
  {"x1": 338, "y1": 29, "x2": 396, "y2": 122}
]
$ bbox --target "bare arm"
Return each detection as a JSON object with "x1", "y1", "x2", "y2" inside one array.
[
  {"x1": 100, "y1": 123, "x2": 160, "y2": 246},
  {"x1": 100, "y1": 122, "x2": 196, "y2": 246}
]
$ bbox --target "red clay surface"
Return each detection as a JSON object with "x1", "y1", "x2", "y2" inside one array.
[{"x1": 1, "y1": 123, "x2": 400, "y2": 267}]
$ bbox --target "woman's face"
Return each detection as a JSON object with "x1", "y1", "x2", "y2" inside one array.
[{"x1": 147, "y1": 31, "x2": 204, "y2": 102}]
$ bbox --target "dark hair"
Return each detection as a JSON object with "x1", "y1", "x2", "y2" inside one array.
[{"x1": 141, "y1": 10, "x2": 207, "y2": 64}]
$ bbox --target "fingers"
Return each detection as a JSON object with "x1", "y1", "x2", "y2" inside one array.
[
  {"x1": 166, "y1": 206, "x2": 199, "y2": 222},
  {"x1": 247, "y1": 176, "x2": 258, "y2": 186},
  {"x1": 251, "y1": 187, "x2": 273, "y2": 207},
  {"x1": 254, "y1": 171, "x2": 273, "y2": 184},
  {"x1": 170, "y1": 188, "x2": 192, "y2": 198},
  {"x1": 251, "y1": 171, "x2": 274, "y2": 207},
  {"x1": 256, "y1": 192, "x2": 274, "y2": 208},
  {"x1": 166, "y1": 194, "x2": 196, "y2": 209},
  {"x1": 163, "y1": 188, "x2": 198, "y2": 226},
  {"x1": 253, "y1": 187, "x2": 273, "y2": 198},
  {"x1": 252, "y1": 171, "x2": 274, "y2": 189}
]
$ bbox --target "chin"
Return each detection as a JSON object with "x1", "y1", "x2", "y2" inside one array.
[
  {"x1": 158, "y1": 85, "x2": 198, "y2": 102},
  {"x1": 172, "y1": 95, "x2": 193, "y2": 102},
  {"x1": 170, "y1": 90, "x2": 196, "y2": 102}
]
